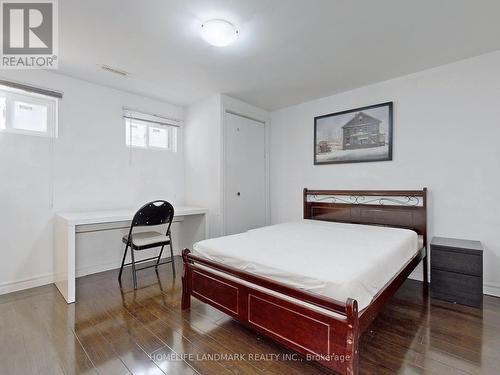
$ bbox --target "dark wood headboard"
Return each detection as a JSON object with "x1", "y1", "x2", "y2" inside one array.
[{"x1": 303, "y1": 188, "x2": 427, "y2": 244}]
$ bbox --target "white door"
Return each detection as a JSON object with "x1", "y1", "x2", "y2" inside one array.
[{"x1": 224, "y1": 112, "x2": 266, "y2": 235}]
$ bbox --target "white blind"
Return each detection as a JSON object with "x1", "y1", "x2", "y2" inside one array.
[
  {"x1": 122, "y1": 107, "x2": 181, "y2": 127},
  {"x1": 0, "y1": 79, "x2": 63, "y2": 99}
]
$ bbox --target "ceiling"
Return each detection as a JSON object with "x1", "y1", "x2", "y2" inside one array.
[{"x1": 59, "y1": 0, "x2": 500, "y2": 110}]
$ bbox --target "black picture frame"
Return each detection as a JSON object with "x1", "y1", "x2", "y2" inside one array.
[{"x1": 314, "y1": 102, "x2": 393, "y2": 165}]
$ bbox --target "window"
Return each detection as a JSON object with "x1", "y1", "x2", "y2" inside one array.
[
  {"x1": 124, "y1": 109, "x2": 179, "y2": 151},
  {"x1": 0, "y1": 85, "x2": 58, "y2": 137}
]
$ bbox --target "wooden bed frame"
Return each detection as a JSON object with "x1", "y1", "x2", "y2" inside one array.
[{"x1": 182, "y1": 188, "x2": 427, "y2": 375}]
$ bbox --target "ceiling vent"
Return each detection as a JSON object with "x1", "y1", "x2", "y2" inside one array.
[{"x1": 99, "y1": 64, "x2": 130, "y2": 77}]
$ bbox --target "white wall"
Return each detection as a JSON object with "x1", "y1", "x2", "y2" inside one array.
[
  {"x1": 184, "y1": 94, "x2": 270, "y2": 238},
  {"x1": 184, "y1": 94, "x2": 223, "y2": 238},
  {"x1": 269, "y1": 51, "x2": 500, "y2": 296},
  {"x1": 0, "y1": 70, "x2": 185, "y2": 294}
]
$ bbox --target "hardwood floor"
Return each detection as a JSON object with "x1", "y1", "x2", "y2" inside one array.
[{"x1": 1, "y1": 257, "x2": 499, "y2": 375}]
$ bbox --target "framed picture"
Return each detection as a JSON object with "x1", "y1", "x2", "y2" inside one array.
[{"x1": 314, "y1": 102, "x2": 393, "y2": 165}]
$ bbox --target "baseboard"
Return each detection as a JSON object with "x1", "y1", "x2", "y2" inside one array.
[
  {"x1": 0, "y1": 272, "x2": 56, "y2": 296},
  {"x1": 0, "y1": 254, "x2": 180, "y2": 296},
  {"x1": 76, "y1": 260, "x2": 123, "y2": 278},
  {"x1": 484, "y1": 282, "x2": 500, "y2": 298},
  {"x1": 75, "y1": 254, "x2": 179, "y2": 278},
  {"x1": 2, "y1": 265, "x2": 499, "y2": 299}
]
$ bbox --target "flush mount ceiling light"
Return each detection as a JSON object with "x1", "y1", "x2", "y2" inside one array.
[{"x1": 200, "y1": 19, "x2": 238, "y2": 47}]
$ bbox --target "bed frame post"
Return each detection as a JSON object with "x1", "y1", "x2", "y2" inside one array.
[
  {"x1": 345, "y1": 298, "x2": 359, "y2": 375},
  {"x1": 422, "y1": 187, "x2": 429, "y2": 285},
  {"x1": 303, "y1": 188, "x2": 308, "y2": 218},
  {"x1": 181, "y1": 249, "x2": 192, "y2": 310},
  {"x1": 423, "y1": 252, "x2": 429, "y2": 285}
]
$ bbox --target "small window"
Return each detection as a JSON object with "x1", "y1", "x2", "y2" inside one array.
[
  {"x1": 124, "y1": 110, "x2": 179, "y2": 152},
  {"x1": 0, "y1": 85, "x2": 58, "y2": 137}
]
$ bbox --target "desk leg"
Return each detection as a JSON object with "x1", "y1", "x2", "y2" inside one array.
[
  {"x1": 177, "y1": 213, "x2": 209, "y2": 254},
  {"x1": 54, "y1": 217, "x2": 76, "y2": 303}
]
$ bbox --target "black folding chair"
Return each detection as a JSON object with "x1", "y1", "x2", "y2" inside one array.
[{"x1": 118, "y1": 200, "x2": 175, "y2": 289}]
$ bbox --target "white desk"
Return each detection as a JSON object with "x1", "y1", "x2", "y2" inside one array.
[{"x1": 54, "y1": 206, "x2": 208, "y2": 303}]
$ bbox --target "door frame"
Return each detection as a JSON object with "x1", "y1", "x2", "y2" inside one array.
[{"x1": 221, "y1": 98, "x2": 270, "y2": 236}]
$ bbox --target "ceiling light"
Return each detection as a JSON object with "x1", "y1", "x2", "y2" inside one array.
[{"x1": 200, "y1": 19, "x2": 238, "y2": 47}]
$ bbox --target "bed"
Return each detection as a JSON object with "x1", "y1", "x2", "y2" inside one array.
[{"x1": 182, "y1": 189, "x2": 428, "y2": 375}]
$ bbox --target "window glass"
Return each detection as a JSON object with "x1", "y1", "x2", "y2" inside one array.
[
  {"x1": 12, "y1": 100, "x2": 48, "y2": 132},
  {"x1": 148, "y1": 126, "x2": 168, "y2": 148},
  {"x1": 125, "y1": 119, "x2": 147, "y2": 147}
]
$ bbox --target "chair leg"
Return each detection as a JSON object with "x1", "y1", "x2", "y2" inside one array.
[
  {"x1": 155, "y1": 245, "x2": 165, "y2": 269},
  {"x1": 118, "y1": 243, "x2": 129, "y2": 281},
  {"x1": 130, "y1": 247, "x2": 138, "y2": 289},
  {"x1": 169, "y1": 241, "x2": 176, "y2": 277}
]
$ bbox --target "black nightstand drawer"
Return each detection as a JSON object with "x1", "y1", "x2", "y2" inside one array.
[
  {"x1": 431, "y1": 247, "x2": 482, "y2": 276},
  {"x1": 431, "y1": 269, "x2": 482, "y2": 307}
]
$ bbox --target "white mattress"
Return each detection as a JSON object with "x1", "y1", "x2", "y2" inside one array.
[{"x1": 193, "y1": 220, "x2": 421, "y2": 311}]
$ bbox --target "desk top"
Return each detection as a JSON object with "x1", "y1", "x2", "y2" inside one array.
[{"x1": 56, "y1": 206, "x2": 208, "y2": 225}]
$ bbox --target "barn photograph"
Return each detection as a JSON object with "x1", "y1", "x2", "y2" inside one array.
[{"x1": 314, "y1": 102, "x2": 393, "y2": 164}]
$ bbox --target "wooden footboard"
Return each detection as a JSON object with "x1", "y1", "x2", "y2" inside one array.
[{"x1": 182, "y1": 249, "x2": 360, "y2": 375}]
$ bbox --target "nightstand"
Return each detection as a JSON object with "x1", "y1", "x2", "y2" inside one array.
[{"x1": 430, "y1": 236, "x2": 483, "y2": 308}]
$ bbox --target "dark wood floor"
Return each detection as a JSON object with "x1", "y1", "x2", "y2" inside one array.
[{"x1": 1, "y1": 257, "x2": 499, "y2": 375}]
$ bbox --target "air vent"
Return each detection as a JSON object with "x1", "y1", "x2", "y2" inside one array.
[{"x1": 99, "y1": 64, "x2": 130, "y2": 76}]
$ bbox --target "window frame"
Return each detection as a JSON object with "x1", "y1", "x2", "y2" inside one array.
[
  {"x1": 0, "y1": 86, "x2": 59, "y2": 138},
  {"x1": 125, "y1": 117, "x2": 177, "y2": 152}
]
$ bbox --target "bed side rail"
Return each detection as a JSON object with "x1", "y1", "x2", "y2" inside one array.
[{"x1": 182, "y1": 248, "x2": 348, "y2": 315}]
